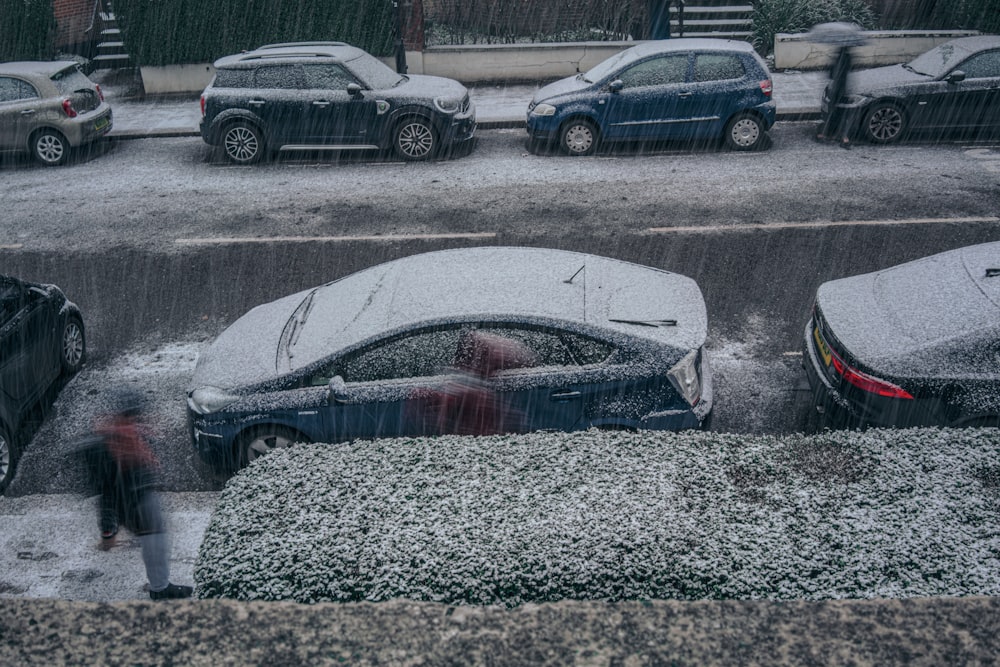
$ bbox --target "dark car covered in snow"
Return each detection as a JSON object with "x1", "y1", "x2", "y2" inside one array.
[
  {"x1": 526, "y1": 38, "x2": 775, "y2": 155},
  {"x1": 822, "y1": 35, "x2": 1000, "y2": 144},
  {"x1": 188, "y1": 247, "x2": 712, "y2": 471},
  {"x1": 1, "y1": 275, "x2": 86, "y2": 492},
  {"x1": 803, "y1": 242, "x2": 1000, "y2": 428},
  {"x1": 200, "y1": 42, "x2": 476, "y2": 163}
]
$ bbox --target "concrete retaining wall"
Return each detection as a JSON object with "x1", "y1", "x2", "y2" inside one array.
[
  {"x1": 139, "y1": 32, "x2": 983, "y2": 94},
  {"x1": 773, "y1": 29, "x2": 980, "y2": 70}
]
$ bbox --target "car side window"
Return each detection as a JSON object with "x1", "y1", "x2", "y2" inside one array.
[
  {"x1": 0, "y1": 77, "x2": 39, "y2": 103},
  {"x1": 479, "y1": 326, "x2": 615, "y2": 369},
  {"x1": 322, "y1": 328, "x2": 464, "y2": 385},
  {"x1": 617, "y1": 54, "x2": 689, "y2": 89},
  {"x1": 957, "y1": 51, "x2": 1000, "y2": 79},
  {"x1": 302, "y1": 64, "x2": 358, "y2": 90},
  {"x1": 694, "y1": 54, "x2": 746, "y2": 82},
  {"x1": 214, "y1": 68, "x2": 253, "y2": 88},
  {"x1": 253, "y1": 64, "x2": 304, "y2": 90},
  {"x1": 0, "y1": 279, "x2": 24, "y2": 327}
]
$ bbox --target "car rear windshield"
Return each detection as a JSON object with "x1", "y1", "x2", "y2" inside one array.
[{"x1": 50, "y1": 67, "x2": 94, "y2": 95}]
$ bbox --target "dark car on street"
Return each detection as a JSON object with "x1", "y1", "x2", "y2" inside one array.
[
  {"x1": 822, "y1": 35, "x2": 1000, "y2": 144},
  {"x1": 0, "y1": 61, "x2": 113, "y2": 166},
  {"x1": 526, "y1": 38, "x2": 775, "y2": 155},
  {"x1": 1, "y1": 275, "x2": 86, "y2": 492},
  {"x1": 188, "y1": 247, "x2": 713, "y2": 471},
  {"x1": 803, "y1": 242, "x2": 1000, "y2": 429},
  {"x1": 200, "y1": 42, "x2": 476, "y2": 164}
]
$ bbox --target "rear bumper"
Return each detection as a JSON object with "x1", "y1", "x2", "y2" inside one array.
[{"x1": 66, "y1": 105, "x2": 113, "y2": 146}]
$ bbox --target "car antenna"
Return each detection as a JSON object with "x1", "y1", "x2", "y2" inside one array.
[{"x1": 565, "y1": 265, "x2": 585, "y2": 284}]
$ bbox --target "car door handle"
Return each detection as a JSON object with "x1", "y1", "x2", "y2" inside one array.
[
  {"x1": 312, "y1": 100, "x2": 331, "y2": 107},
  {"x1": 678, "y1": 92, "x2": 693, "y2": 98},
  {"x1": 20, "y1": 109, "x2": 36, "y2": 115},
  {"x1": 248, "y1": 100, "x2": 265, "y2": 107},
  {"x1": 550, "y1": 390, "x2": 581, "y2": 401}
]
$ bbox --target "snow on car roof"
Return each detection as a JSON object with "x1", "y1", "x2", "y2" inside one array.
[
  {"x1": 817, "y1": 241, "x2": 1000, "y2": 373},
  {"x1": 289, "y1": 246, "x2": 707, "y2": 370},
  {"x1": 0, "y1": 61, "x2": 79, "y2": 77}
]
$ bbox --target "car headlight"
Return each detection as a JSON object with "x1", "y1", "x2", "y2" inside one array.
[
  {"x1": 188, "y1": 386, "x2": 240, "y2": 415},
  {"x1": 667, "y1": 349, "x2": 702, "y2": 407},
  {"x1": 531, "y1": 103, "x2": 557, "y2": 117},
  {"x1": 434, "y1": 96, "x2": 461, "y2": 114}
]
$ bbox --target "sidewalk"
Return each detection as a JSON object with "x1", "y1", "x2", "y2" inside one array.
[{"x1": 96, "y1": 70, "x2": 827, "y2": 140}]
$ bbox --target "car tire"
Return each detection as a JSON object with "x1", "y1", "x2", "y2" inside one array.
[
  {"x1": 724, "y1": 113, "x2": 765, "y2": 151},
  {"x1": 60, "y1": 316, "x2": 86, "y2": 375},
  {"x1": 31, "y1": 129, "x2": 70, "y2": 166},
  {"x1": 222, "y1": 122, "x2": 265, "y2": 164},
  {"x1": 237, "y1": 426, "x2": 308, "y2": 467},
  {"x1": 393, "y1": 117, "x2": 437, "y2": 161},
  {"x1": 560, "y1": 119, "x2": 599, "y2": 156},
  {"x1": 863, "y1": 103, "x2": 906, "y2": 144},
  {"x1": 0, "y1": 426, "x2": 17, "y2": 494}
]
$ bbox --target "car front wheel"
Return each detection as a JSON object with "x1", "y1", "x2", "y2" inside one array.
[
  {"x1": 394, "y1": 117, "x2": 437, "y2": 160},
  {"x1": 61, "y1": 316, "x2": 86, "y2": 374},
  {"x1": 863, "y1": 103, "x2": 906, "y2": 143},
  {"x1": 724, "y1": 113, "x2": 765, "y2": 151},
  {"x1": 32, "y1": 129, "x2": 70, "y2": 166},
  {"x1": 0, "y1": 427, "x2": 17, "y2": 494},
  {"x1": 222, "y1": 122, "x2": 264, "y2": 164},
  {"x1": 238, "y1": 426, "x2": 308, "y2": 467},
  {"x1": 560, "y1": 119, "x2": 599, "y2": 156}
]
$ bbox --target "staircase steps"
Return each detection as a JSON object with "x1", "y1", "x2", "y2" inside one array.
[
  {"x1": 671, "y1": 3, "x2": 755, "y2": 40},
  {"x1": 93, "y1": 6, "x2": 130, "y2": 69}
]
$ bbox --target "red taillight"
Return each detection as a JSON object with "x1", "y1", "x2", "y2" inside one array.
[
  {"x1": 95, "y1": 84, "x2": 104, "y2": 102},
  {"x1": 61, "y1": 98, "x2": 77, "y2": 118},
  {"x1": 828, "y1": 350, "x2": 913, "y2": 399},
  {"x1": 760, "y1": 79, "x2": 773, "y2": 97},
  {"x1": 200, "y1": 95, "x2": 206, "y2": 117}
]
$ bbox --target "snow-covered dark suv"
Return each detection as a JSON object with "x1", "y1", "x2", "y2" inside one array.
[{"x1": 200, "y1": 42, "x2": 476, "y2": 163}]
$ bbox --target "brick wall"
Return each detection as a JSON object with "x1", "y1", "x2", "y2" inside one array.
[{"x1": 52, "y1": 0, "x2": 97, "y2": 49}]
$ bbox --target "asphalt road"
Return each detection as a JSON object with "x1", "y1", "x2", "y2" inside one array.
[{"x1": 2, "y1": 124, "x2": 999, "y2": 495}]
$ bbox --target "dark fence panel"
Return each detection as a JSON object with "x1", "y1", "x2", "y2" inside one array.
[{"x1": 0, "y1": 0, "x2": 56, "y2": 61}]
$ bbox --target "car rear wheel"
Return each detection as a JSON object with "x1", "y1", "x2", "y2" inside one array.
[
  {"x1": 222, "y1": 122, "x2": 264, "y2": 164},
  {"x1": 0, "y1": 426, "x2": 17, "y2": 494},
  {"x1": 863, "y1": 103, "x2": 906, "y2": 143},
  {"x1": 393, "y1": 117, "x2": 437, "y2": 160},
  {"x1": 724, "y1": 113, "x2": 765, "y2": 151},
  {"x1": 32, "y1": 129, "x2": 70, "y2": 166},
  {"x1": 61, "y1": 316, "x2": 86, "y2": 375},
  {"x1": 237, "y1": 426, "x2": 308, "y2": 467},
  {"x1": 560, "y1": 119, "x2": 599, "y2": 156}
]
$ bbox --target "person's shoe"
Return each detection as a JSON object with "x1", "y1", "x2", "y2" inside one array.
[{"x1": 149, "y1": 583, "x2": 193, "y2": 600}]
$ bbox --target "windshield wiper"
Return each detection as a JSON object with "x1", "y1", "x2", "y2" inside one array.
[
  {"x1": 986, "y1": 268, "x2": 1000, "y2": 278},
  {"x1": 608, "y1": 318, "x2": 677, "y2": 327}
]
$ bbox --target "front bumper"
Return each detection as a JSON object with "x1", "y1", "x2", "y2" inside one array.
[{"x1": 442, "y1": 103, "x2": 477, "y2": 145}]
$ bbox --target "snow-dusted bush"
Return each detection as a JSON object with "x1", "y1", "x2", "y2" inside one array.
[{"x1": 195, "y1": 428, "x2": 1000, "y2": 605}]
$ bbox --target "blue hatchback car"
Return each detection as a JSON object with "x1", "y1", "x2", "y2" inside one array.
[
  {"x1": 187, "y1": 247, "x2": 713, "y2": 471},
  {"x1": 527, "y1": 38, "x2": 775, "y2": 155}
]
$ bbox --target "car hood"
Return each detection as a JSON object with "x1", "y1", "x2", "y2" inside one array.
[
  {"x1": 816, "y1": 242, "x2": 1000, "y2": 376},
  {"x1": 847, "y1": 63, "x2": 930, "y2": 96},
  {"x1": 189, "y1": 288, "x2": 311, "y2": 390},
  {"x1": 392, "y1": 74, "x2": 468, "y2": 98},
  {"x1": 531, "y1": 75, "x2": 592, "y2": 104}
]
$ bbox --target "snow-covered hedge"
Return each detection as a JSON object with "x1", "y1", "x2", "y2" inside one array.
[{"x1": 195, "y1": 428, "x2": 1000, "y2": 605}]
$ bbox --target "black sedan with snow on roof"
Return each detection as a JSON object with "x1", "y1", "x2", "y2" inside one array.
[
  {"x1": 803, "y1": 241, "x2": 1000, "y2": 428},
  {"x1": 187, "y1": 247, "x2": 712, "y2": 471}
]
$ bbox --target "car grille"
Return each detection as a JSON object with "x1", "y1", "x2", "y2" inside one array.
[{"x1": 461, "y1": 95, "x2": 471, "y2": 114}]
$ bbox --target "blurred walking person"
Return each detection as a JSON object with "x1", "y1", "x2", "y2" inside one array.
[
  {"x1": 77, "y1": 390, "x2": 192, "y2": 600},
  {"x1": 809, "y1": 22, "x2": 867, "y2": 149}
]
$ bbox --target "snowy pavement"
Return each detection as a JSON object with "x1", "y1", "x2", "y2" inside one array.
[{"x1": 0, "y1": 492, "x2": 215, "y2": 602}]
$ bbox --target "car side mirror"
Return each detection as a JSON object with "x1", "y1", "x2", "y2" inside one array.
[
  {"x1": 608, "y1": 80, "x2": 624, "y2": 93},
  {"x1": 346, "y1": 83, "x2": 363, "y2": 97},
  {"x1": 946, "y1": 70, "x2": 966, "y2": 84},
  {"x1": 328, "y1": 375, "x2": 348, "y2": 403}
]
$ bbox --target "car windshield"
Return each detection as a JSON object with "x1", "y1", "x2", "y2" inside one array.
[
  {"x1": 344, "y1": 51, "x2": 405, "y2": 89},
  {"x1": 906, "y1": 42, "x2": 971, "y2": 77},
  {"x1": 581, "y1": 49, "x2": 640, "y2": 83}
]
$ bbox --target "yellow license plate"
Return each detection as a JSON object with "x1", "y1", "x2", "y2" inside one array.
[
  {"x1": 94, "y1": 116, "x2": 109, "y2": 131},
  {"x1": 813, "y1": 325, "x2": 832, "y2": 367}
]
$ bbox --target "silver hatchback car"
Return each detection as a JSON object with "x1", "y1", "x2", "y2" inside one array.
[{"x1": 0, "y1": 61, "x2": 113, "y2": 165}]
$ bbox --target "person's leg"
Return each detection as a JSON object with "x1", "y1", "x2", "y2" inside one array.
[{"x1": 140, "y1": 530, "x2": 171, "y2": 591}]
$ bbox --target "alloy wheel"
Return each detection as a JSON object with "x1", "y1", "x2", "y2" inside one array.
[
  {"x1": 62, "y1": 320, "x2": 85, "y2": 372},
  {"x1": 396, "y1": 121, "x2": 435, "y2": 159},
  {"x1": 34, "y1": 133, "x2": 67, "y2": 165},
  {"x1": 224, "y1": 126, "x2": 260, "y2": 163},
  {"x1": 867, "y1": 106, "x2": 904, "y2": 142}
]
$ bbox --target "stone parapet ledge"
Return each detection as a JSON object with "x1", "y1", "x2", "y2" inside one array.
[{"x1": 774, "y1": 29, "x2": 981, "y2": 70}]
